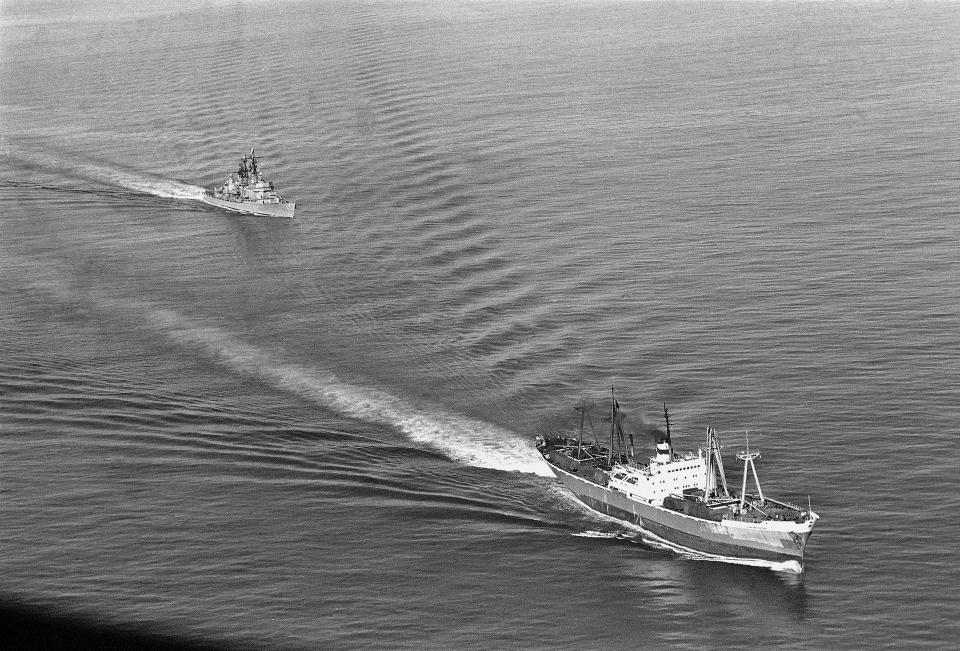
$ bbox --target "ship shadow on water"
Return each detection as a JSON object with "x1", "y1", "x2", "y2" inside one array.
[
  {"x1": 674, "y1": 559, "x2": 810, "y2": 626},
  {"x1": 220, "y1": 209, "x2": 302, "y2": 264}
]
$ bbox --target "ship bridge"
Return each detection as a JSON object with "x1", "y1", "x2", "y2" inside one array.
[{"x1": 609, "y1": 452, "x2": 707, "y2": 505}]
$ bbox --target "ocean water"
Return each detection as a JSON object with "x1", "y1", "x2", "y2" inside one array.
[{"x1": 2, "y1": 1, "x2": 960, "y2": 648}]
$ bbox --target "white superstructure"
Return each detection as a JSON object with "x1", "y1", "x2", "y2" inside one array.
[{"x1": 608, "y1": 451, "x2": 707, "y2": 504}]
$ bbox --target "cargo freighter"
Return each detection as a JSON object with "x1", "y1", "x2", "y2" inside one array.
[
  {"x1": 537, "y1": 391, "x2": 819, "y2": 572},
  {"x1": 201, "y1": 149, "x2": 295, "y2": 218}
]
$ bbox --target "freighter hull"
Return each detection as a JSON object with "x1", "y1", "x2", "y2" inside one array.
[
  {"x1": 550, "y1": 464, "x2": 811, "y2": 565},
  {"x1": 200, "y1": 192, "x2": 295, "y2": 218}
]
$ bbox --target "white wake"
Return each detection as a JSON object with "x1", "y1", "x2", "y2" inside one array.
[
  {"x1": 4, "y1": 143, "x2": 205, "y2": 200},
  {"x1": 120, "y1": 301, "x2": 553, "y2": 477}
]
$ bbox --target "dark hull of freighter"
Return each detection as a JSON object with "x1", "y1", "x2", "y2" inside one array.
[
  {"x1": 200, "y1": 192, "x2": 295, "y2": 218},
  {"x1": 549, "y1": 463, "x2": 813, "y2": 567}
]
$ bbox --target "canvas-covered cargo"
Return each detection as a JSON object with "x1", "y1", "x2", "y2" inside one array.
[
  {"x1": 548, "y1": 450, "x2": 580, "y2": 473},
  {"x1": 663, "y1": 495, "x2": 726, "y2": 521}
]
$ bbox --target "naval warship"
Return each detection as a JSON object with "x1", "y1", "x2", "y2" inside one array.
[
  {"x1": 537, "y1": 391, "x2": 819, "y2": 572},
  {"x1": 201, "y1": 149, "x2": 295, "y2": 218}
]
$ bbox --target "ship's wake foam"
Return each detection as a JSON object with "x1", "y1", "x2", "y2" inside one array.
[
  {"x1": 571, "y1": 530, "x2": 622, "y2": 539},
  {"x1": 2, "y1": 143, "x2": 205, "y2": 200},
  {"x1": 80, "y1": 295, "x2": 553, "y2": 477},
  {"x1": 86, "y1": 166, "x2": 204, "y2": 200}
]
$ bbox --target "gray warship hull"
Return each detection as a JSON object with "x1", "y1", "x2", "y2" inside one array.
[
  {"x1": 549, "y1": 463, "x2": 812, "y2": 566},
  {"x1": 201, "y1": 192, "x2": 295, "y2": 218}
]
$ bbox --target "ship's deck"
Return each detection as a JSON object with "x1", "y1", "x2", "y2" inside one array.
[{"x1": 538, "y1": 435, "x2": 809, "y2": 525}]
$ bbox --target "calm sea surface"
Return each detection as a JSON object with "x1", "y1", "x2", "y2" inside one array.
[{"x1": 2, "y1": 1, "x2": 960, "y2": 648}]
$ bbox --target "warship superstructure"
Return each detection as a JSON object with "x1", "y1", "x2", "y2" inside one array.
[
  {"x1": 201, "y1": 149, "x2": 295, "y2": 218},
  {"x1": 537, "y1": 392, "x2": 819, "y2": 572}
]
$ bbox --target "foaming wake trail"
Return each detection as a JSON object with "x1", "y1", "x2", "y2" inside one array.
[
  {"x1": 84, "y1": 165, "x2": 204, "y2": 200},
  {"x1": 93, "y1": 298, "x2": 553, "y2": 477},
  {"x1": 571, "y1": 531, "x2": 620, "y2": 539},
  {"x1": 2, "y1": 143, "x2": 205, "y2": 200},
  {"x1": 8, "y1": 265, "x2": 553, "y2": 476}
]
